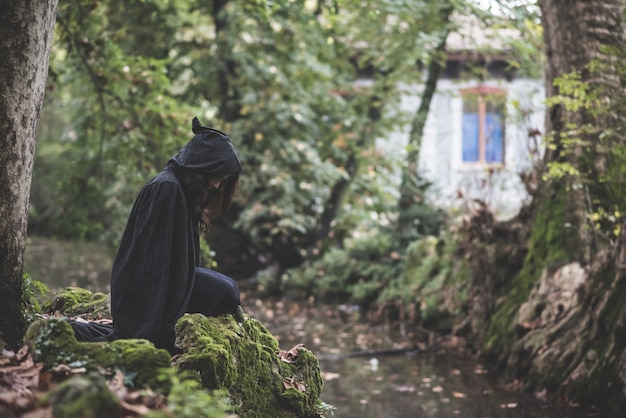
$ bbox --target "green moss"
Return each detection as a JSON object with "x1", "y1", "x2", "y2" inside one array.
[
  {"x1": 42, "y1": 287, "x2": 110, "y2": 319},
  {"x1": 165, "y1": 376, "x2": 232, "y2": 418},
  {"x1": 485, "y1": 186, "x2": 580, "y2": 360},
  {"x1": 24, "y1": 319, "x2": 171, "y2": 391},
  {"x1": 174, "y1": 313, "x2": 325, "y2": 418},
  {"x1": 44, "y1": 372, "x2": 120, "y2": 418}
]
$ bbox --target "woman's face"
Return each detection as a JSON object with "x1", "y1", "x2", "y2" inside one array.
[
  {"x1": 208, "y1": 175, "x2": 230, "y2": 190},
  {"x1": 200, "y1": 175, "x2": 232, "y2": 223}
]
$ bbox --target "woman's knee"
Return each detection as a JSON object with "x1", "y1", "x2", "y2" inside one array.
[{"x1": 192, "y1": 268, "x2": 240, "y2": 314}]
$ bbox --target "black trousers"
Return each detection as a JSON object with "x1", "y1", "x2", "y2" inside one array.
[
  {"x1": 187, "y1": 267, "x2": 240, "y2": 316},
  {"x1": 70, "y1": 267, "x2": 240, "y2": 346}
]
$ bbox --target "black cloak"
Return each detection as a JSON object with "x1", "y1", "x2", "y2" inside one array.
[{"x1": 70, "y1": 118, "x2": 242, "y2": 353}]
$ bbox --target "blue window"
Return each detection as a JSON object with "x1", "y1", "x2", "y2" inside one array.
[{"x1": 461, "y1": 88, "x2": 505, "y2": 164}]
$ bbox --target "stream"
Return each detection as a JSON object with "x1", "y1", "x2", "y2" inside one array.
[
  {"x1": 24, "y1": 237, "x2": 596, "y2": 418},
  {"x1": 241, "y1": 297, "x2": 592, "y2": 418}
]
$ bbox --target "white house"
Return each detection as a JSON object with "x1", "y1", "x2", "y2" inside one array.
[{"x1": 379, "y1": 23, "x2": 545, "y2": 220}]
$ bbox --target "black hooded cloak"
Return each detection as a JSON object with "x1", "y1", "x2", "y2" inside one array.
[{"x1": 70, "y1": 118, "x2": 242, "y2": 353}]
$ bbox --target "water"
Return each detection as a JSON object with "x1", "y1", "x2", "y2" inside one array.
[
  {"x1": 315, "y1": 354, "x2": 588, "y2": 418},
  {"x1": 24, "y1": 237, "x2": 595, "y2": 418},
  {"x1": 243, "y1": 298, "x2": 592, "y2": 418},
  {"x1": 24, "y1": 236, "x2": 114, "y2": 293}
]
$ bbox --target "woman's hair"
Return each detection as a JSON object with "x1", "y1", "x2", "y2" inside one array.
[{"x1": 178, "y1": 168, "x2": 239, "y2": 230}]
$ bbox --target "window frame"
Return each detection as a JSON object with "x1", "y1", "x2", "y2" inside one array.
[{"x1": 460, "y1": 85, "x2": 507, "y2": 166}]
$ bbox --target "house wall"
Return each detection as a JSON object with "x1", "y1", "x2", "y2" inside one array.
[{"x1": 381, "y1": 77, "x2": 545, "y2": 220}]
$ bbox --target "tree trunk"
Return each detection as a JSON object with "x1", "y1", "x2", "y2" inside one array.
[
  {"x1": 213, "y1": 0, "x2": 241, "y2": 123},
  {"x1": 0, "y1": 0, "x2": 58, "y2": 349},
  {"x1": 396, "y1": 14, "x2": 451, "y2": 239},
  {"x1": 480, "y1": 0, "x2": 626, "y2": 413}
]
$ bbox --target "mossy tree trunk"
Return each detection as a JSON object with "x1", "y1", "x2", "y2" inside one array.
[
  {"x1": 0, "y1": 0, "x2": 58, "y2": 349},
  {"x1": 481, "y1": 0, "x2": 626, "y2": 412}
]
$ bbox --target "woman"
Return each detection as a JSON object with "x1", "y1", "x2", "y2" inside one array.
[{"x1": 71, "y1": 117, "x2": 243, "y2": 354}]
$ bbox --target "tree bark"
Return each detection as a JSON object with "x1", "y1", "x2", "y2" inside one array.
[
  {"x1": 480, "y1": 0, "x2": 626, "y2": 413},
  {"x1": 0, "y1": 0, "x2": 58, "y2": 349},
  {"x1": 213, "y1": 0, "x2": 241, "y2": 123}
]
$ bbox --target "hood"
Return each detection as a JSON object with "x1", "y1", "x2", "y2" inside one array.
[{"x1": 168, "y1": 117, "x2": 242, "y2": 178}]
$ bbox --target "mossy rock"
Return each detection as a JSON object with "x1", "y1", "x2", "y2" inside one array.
[
  {"x1": 174, "y1": 313, "x2": 326, "y2": 418},
  {"x1": 42, "y1": 287, "x2": 111, "y2": 319},
  {"x1": 24, "y1": 319, "x2": 171, "y2": 392},
  {"x1": 43, "y1": 372, "x2": 120, "y2": 418}
]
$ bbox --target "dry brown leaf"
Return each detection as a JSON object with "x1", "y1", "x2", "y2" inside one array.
[
  {"x1": 16, "y1": 346, "x2": 29, "y2": 361},
  {"x1": 278, "y1": 343, "x2": 306, "y2": 363},
  {"x1": 474, "y1": 366, "x2": 488, "y2": 375},
  {"x1": 120, "y1": 399, "x2": 150, "y2": 415},
  {"x1": 282, "y1": 377, "x2": 306, "y2": 393},
  {"x1": 321, "y1": 371, "x2": 340, "y2": 381},
  {"x1": 124, "y1": 388, "x2": 163, "y2": 409},
  {"x1": 108, "y1": 369, "x2": 127, "y2": 398},
  {"x1": 393, "y1": 385, "x2": 416, "y2": 393},
  {"x1": 50, "y1": 364, "x2": 72, "y2": 378},
  {"x1": 1, "y1": 349, "x2": 17, "y2": 365}
]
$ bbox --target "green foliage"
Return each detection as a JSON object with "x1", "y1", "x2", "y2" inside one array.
[
  {"x1": 286, "y1": 226, "x2": 469, "y2": 333},
  {"x1": 199, "y1": 237, "x2": 217, "y2": 269},
  {"x1": 546, "y1": 72, "x2": 599, "y2": 112},
  {"x1": 285, "y1": 228, "x2": 405, "y2": 308},
  {"x1": 503, "y1": 16, "x2": 544, "y2": 79},
  {"x1": 33, "y1": 0, "x2": 405, "y2": 263},
  {"x1": 396, "y1": 195, "x2": 449, "y2": 243},
  {"x1": 44, "y1": 372, "x2": 121, "y2": 418},
  {"x1": 165, "y1": 376, "x2": 232, "y2": 418},
  {"x1": 541, "y1": 65, "x2": 626, "y2": 245},
  {"x1": 381, "y1": 233, "x2": 469, "y2": 330},
  {"x1": 30, "y1": 0, "x2": 539, "y2": 288},
  {"x1": 32, "y1": 0, "x2": 198, "y2": 243},
  {"x1": 21, "y1": 273, "x2": 48, "y2": 325}
]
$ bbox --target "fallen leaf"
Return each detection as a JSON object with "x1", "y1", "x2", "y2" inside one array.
[
  {"x1": 51, "y1": 364, "x2": 72, "y2": 378},
  {"x1": 108, "y1": 369, "x2": 127, "y2": 398},
  {"x1": 120, "y1": 400, "x2": 150, "y2": 415},
  {"x1": 282, "y1": 377, "x2": 306, "y2": 393},
  {"x1": 474, "y1": 367, "x2": 488, "y2": 375},
  {"x1": 278, "y1": 343, "x2": 306, "y2": 363},
  {"x1": 16, "y1": 345, "x2": 30, "y2": 363},
  {"x1": 535, "y1": 388, "x2": 548, "y2": 402},
  {"x1": 124, "y1": 388, "x2": 163, "y2": 409},
  {"x1": 393, "y1": 385, "x2": 416, "y2": 393},
  {"x1": 1, "y1": 349, "x2": 17, "y2": 365},
  {"x1": 321, "y1": 371, "x2": 340, "y2": 381}
]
